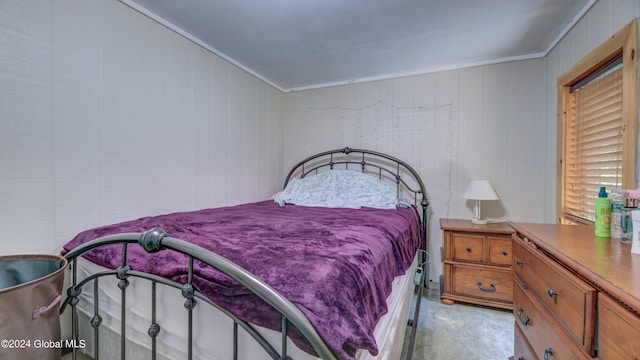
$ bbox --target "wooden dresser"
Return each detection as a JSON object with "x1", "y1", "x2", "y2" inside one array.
[
  {"x1": 511, "y1": 222, "x2": 640, "y2": 359},
  {"x1": 440, "y1": 219, "x2": 514, "y2": 310}
]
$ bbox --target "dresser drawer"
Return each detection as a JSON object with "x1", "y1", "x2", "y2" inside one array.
[
  {"x1": 512, "y1": 238, "x2": 596, "y2": 352},
  {"x1": 513, "y1": 321, "x2": 536, "y2": 360},
  {"x1": 597, "y1": 293, "x2": 640, "y2": 359},
  {"x1": 513, "y1": 277, "x2": 589, "y2": 360},
  {"x1": 488, "y1": 235, "x2": 511, "y2": 266},
  {"x1": 451, "y1": 263, "x2": 512, "y2": 302},
  {"x1": 451, "y1": 233, "x2": 484, "y2": 262}
]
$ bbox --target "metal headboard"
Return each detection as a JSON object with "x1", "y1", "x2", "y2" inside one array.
[
  {"x1": 283, "y1": 147, "x2": 430, "y2": 359},
  {"x1": 284, "y1": 147, "x2": 429, "y2": 213}
]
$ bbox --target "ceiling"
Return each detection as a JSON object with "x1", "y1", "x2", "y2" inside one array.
[{"x1": 121, "y1": 0, "x2": 595, "y2": 92}]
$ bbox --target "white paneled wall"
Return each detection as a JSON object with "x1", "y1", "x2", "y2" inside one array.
[
  {"x1": 283, "y1": 59, "x2": 547, "y2": 281},
  {"x1": 544, "y1": 0, "x2": 640, "y2": 222},
  {"x1": 0, "y1": 0, "x2": 283, "y2": 254}
]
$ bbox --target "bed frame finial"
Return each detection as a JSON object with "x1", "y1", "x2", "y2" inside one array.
[{"x1": 139, "y1": 227, "x2": 169, "y2": 253}]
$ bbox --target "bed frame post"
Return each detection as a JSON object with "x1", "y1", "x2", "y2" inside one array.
[{"x1": 404, "y1": 199, "x2": 428, "y2": 359}]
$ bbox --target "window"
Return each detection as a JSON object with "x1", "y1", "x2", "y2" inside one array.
[{"x1": 557, "y1": 19, "x2": 638, "y2": 224}]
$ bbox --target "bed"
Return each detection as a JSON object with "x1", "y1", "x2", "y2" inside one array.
[{"x1": 60, "y1": 147, "x2": 430, "y2": 360}]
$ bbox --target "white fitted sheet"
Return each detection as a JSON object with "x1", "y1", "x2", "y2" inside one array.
[{"x1": 65, "y1": 255, "x2": 417, "y2": 360}]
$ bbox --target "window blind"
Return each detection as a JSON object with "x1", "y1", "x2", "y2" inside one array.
[{"x1": 564, "y1": 63, "x2": 623, "y2": 222}]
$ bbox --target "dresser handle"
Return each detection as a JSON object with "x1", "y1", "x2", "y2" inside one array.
[
  {"x1": 502, "y1": 250, "x2": 508, "y2": 255},
  {"x1": 477, "y1": 282, "x2": 496, "y2": 292},
  {"x1": 547, "y1": 289, "x2": 558, "y2": 299},
  {"x1": 517, "y1": 306, "x2": 530, "y2": 326},
  {"x1": 466, "y1": 247, "x2": 472, "y2": 253},
  {"x1": 515, "y1": 259, "x2": 525, "y2": 266},
  {"x1": 544, "y1": 347, "x2": 553, "y2": 360}
]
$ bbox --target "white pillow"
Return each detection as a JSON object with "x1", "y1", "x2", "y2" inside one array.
[{"x1": 275, "y1": 170, "x2": 399, "y2": 209}]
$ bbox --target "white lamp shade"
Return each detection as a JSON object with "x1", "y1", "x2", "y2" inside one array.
[{"x1": 463, "y1": 180, "x2": 499, "y2": 200}]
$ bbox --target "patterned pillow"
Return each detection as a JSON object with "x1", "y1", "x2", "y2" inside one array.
[{"x1": 274, "y1": 170, "x2": 398, "y2": 209}]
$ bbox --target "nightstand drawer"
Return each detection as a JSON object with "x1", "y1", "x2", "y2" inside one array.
[
  {"x1": 512, "y1": 238, "x2": 596, "y2": 350},
  {"x1": 488, "y1": 235, "x2": 511, "y2": 266},
  {"x1": 513, "y1": 277, "x2": 588, "y2": 360},
  {"x1": 451, "y1": 233, "x2": 484, "y2": 262},
  {"x1": 451, "y1": 263, "x2": 512, "y2": 302},
  {"x1": 598, "y1": 293, "x2": 640, "y2": 359}
]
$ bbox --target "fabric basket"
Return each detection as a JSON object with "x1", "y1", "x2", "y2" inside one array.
[{"x1": 0, "y1": 254, "x2": 67, "y2": 360}]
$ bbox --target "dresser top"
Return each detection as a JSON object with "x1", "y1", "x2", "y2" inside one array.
[
  {"x1": 439, "y1": 218, "x2": 514, "y2": 234},
  {"x1": 511, "y1": 222, "x2": 640, "y2": 312}
]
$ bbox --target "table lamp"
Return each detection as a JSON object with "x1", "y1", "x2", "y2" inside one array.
[{"x1": 463, "y1": 180, "x2": 499, "y2": 224}]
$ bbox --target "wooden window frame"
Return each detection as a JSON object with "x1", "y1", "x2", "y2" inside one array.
[{"x1": 557, "y1": 19, "x2": 638, "y2": 224}]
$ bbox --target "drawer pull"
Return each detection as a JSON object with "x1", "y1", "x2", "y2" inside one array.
[
  {"x1": 544, "y1": 348, "x2": 553, "y2": 360},
  {"x1": 502, "y1": 250, "x2": 508, "y2": 256},
  {"x1": 466, "y1": 247, "x2": 472, "y2": 253},
  {"x1": 477, "y1": 281, "x2": 496, "y2": 292},
  {"x1": 547, "y1": 289, "x2": 558, "y2": 299},
  {"x1": 517, "y1": 306, "x2": 530, "y2": 326},
  {"x1": 515, "y1": 259, "x2": 525, "y2": 266}
]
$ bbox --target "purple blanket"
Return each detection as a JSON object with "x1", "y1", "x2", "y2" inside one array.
[{"x1": 62, "y1": 200, "x2": 420, "y2": 359}]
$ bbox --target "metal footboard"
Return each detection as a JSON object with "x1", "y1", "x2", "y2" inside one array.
[{"x1": 61, "y1": 228, "x2": 338, "y2": 360}]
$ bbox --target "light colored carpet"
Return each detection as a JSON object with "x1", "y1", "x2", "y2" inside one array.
[{"x1": 402, "y1": 281, "x2": 514, "y2": 360}]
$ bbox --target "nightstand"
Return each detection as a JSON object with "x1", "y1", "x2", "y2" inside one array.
[{"x1": 439, "y1": 218, "x2": 514, "y2": 310}]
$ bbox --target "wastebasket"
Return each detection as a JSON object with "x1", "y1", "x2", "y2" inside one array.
[{"x1": 0, "y1": 254, "x2": 67, "y2": 360}]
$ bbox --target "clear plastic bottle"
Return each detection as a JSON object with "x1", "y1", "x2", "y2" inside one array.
[{"x1": 610, "y1": 190, "x2": 623, "y2": 238}]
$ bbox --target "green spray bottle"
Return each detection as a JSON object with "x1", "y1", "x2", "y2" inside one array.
[{"x1": 595, "y1": 186, "x2": 611, "y2": 237}]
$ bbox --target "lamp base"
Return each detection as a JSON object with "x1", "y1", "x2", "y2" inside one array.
[{"x1": 471, "y1": 218, "x2": 488, "y2": 225}]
